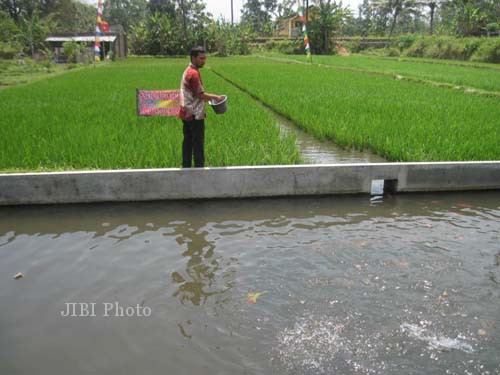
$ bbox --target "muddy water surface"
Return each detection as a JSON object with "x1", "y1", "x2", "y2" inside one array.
[{"x1": 0, "y1": 192, "x2": 499, "y2": 374}]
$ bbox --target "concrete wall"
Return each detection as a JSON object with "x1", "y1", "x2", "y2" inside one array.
[{"x1": 1, "y1": 162, "x2": 499, "y2": 206}]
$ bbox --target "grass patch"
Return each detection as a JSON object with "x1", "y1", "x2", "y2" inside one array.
[{"x1": 0, "y1": 58, "x2": 68, "y2": 88}]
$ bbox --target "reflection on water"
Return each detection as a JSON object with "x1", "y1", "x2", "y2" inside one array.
[
  {"x1": 170, "y1": 222, "x2": 235, "y2": 306},
  {"x1": 0, "y1": 192, "x2": 499, "y2": 375}
]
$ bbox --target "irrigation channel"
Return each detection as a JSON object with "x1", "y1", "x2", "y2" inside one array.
[
  {"x1": 268, "y1": 104, "x2": 386, "y2": 165},
  {"x1": 1, "y1": 191, "x2": 499, "y2": 374},
  {"x1": 211, "y1": 69, "x2": 387, "y2": 165}
]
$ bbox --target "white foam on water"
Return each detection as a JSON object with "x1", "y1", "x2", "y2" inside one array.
[
  {"x1": 274, "y1": 317, "x2": 479, "y2": 374},
  {"x1": 274, "y1": 315, "x2": 347, "y2": 373},
  {"x1": 273, "y1": 314, "x2": 385, "y2": 375},
  {"x1": 401, "y1": 323, "x2": 474, "y2": 354}
]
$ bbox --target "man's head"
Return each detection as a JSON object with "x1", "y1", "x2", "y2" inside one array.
[{"x1": 190, "y1": 46, "x2": 206, "y2": 68}]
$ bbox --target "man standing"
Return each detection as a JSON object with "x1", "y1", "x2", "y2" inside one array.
[{"x1": 179, "y1": 46, "x2": 222, "y2": 168}]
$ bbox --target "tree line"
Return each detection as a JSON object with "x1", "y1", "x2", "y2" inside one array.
[
  {"x1": 241, "y1": 0, "x2": 499, "y2": 38},
  {"x1": 1, "y1": 0, "x2": 499, "y2": 59},
  {"x1": 356, "y1": 0, "x2": 499, "y2": 37}
]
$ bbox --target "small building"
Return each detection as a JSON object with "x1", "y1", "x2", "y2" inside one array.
[
  {"x1": 45, "y1": 25, "x2": 127, "y2": 63},
  {"x1": 277, "y1": 6, "x2": 319, "y2": 38}
]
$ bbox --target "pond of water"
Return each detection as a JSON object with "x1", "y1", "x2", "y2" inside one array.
[{"x1": 1, "y1": 192, "x2": 499, "y2": 374}]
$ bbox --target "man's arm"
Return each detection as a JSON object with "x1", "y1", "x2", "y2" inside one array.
[
  {"x1": 201, "y1": 93, "x2": 223, "y2": 103},
  {"x1": 188, "y1": 72, "x2": 223, "y2": 103}
]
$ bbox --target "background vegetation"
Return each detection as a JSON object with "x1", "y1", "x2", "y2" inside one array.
[{"x1": 0, "y1": 0, "x2": 498, "y2": 60}]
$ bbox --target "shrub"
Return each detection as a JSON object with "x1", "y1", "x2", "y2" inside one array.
[
  {"x1": 463, "y1": 38, "x2": 481, "y2": 58},
  {"x1": 0, "y1": 41, "x2": 19, "y2": 59},
  {"x1": 486, "y1": 23, "x2": 499, "y2": 33},
  {"x1": 262, "y1": 39, "x2": 302, "y2": 55},
  {"x1": 358, "y1": 47, "x2": 388, "y2": 56},
  {"x1": 206, "y1": 22, "x2": 251, "y2": 57},
  {"x1": 403, "y1": 36, "x2": 429, "y2": 57},
  {"x1": 344, "y1": 36, "x2": 362, "y2": 53},
  {"x1": 402, "y1": 36, "x2": 484, "y2": 61},
  {"x1": 0, "y1": 11, "x2": 20, "y2": 44},
  {"x1": 471, "y1": 38, "x2": 500, "y2": 63},
  {"x1": 386, "y1": 47, "x2": 400, "y2": 57},
  {"x1": 397, "y1": 34, "x2": 418, "y2": 51},
  {"x1": 427, "y1": 37, "x2": 467, "y2": 60},
  {"x1": 62, "y1": 40, "x2": 79, "y2": 63}
]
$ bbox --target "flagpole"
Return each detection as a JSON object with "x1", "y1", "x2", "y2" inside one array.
[
  {"x1": 95, "y1": 0, "x2": 103, "y2": 66},
  {"x1": 305, "y1": 0, "x2": 309, "y2": 29},
  {"x1": 297, "y1": 0, "x2": 312, "y2": 63},
  {"x1": 231, "y1": 0, "x2": 234, "y2": 25},
  {"x1": 306, "y1": 0, "x2": 312, "y2": 63}
]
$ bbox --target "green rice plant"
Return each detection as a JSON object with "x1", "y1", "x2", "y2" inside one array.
[
  {"x1": 258, "y1": 53, "x2": 500, "y2": 93},
  {"x1": 0, "y1": 57, "x2": 300, "y2": 172},
  {"x1": 212, "y1": 57, "x2": 500, "y2": 162}
]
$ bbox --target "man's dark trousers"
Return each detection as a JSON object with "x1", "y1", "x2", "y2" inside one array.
[{"x1": 182, "y1": 119, "x2": 205, "y2": 168}]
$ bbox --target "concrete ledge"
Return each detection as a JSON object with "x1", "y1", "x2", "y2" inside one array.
[{"x1": 1, "y1": 162, "x2": 499, "y2": 206}]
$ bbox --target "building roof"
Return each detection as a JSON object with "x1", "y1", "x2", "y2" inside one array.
[{"x1": 45, "y1": 36, "x2": 117, "y2": 42}]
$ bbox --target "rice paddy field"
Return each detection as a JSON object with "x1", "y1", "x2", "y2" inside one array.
[
  {"x1": 1, "y1": 54, "x2": 499, "y2": 171},
  {"x1": 211, "y1": 57, "x2": 500, "y2": 162},
  {"x1": 0, "y1": 58, "x2": 300, "y2": 172},
  {"x1": 260, "y1": 53, "x2": 500, "y2": 93}
]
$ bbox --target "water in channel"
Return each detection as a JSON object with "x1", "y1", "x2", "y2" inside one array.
[
  {"x1": 272, "y1": 108, "x2": 387, "y2": 164},
  {"x1": 1, "y1": 191, "x2": 499, "y2": 374}
]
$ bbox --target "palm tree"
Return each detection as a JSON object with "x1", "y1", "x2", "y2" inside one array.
[
  {"x1": 312, "y1": 0, "x2": 351, "y2": 53},
  {"x1": 371, "y1": 0, "x2": 420, "y2": 36},
  {"x1": 416, "y1": 0, "x2": 445, "y2": 34},
  {"x1": 178, "y1": 0, "x2": 187, "y2": 45}
]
